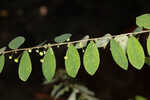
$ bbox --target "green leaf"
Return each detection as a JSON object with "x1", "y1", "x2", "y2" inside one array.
[
  {"x1": 110, "y1": 39, "x2": 128, "y2": 70},
  {"x1": 54, "y1": 33, "x2": 72, "y2": 43},
  {"x1": 8, "y1": 36, "x2": 25, "y2": 49},
  {"x1": 19, "y1": 51, "x2": 32, "y2": 81},
  {"x1": 114, "y1": 35, "x2": 128, "y2": 52},
  {"x1": 135, "y1": 96, "x2": 147, "y2": 100},
  {"x1": 65, "y1": 45, "x2": 80, "y2": 78},
  {"x1": 127, "y1": 36, "x2": 145, "y2": 70},
  {"x1": 0, "y1": 46, "x2": 7, "y2": 53},
  {"x1": 145, "y1": 57, "x2": 150, "y2": 66},
  {"x1": 75, "y1": 35, "x2": 89, "y2": 49},
  {"x1": 42, "y1": 48, "x2": 56, "y2": 82},
  {"x1": 83, "y1": 41, "x2": 100, "y2": 75},
  {"x1": 147, "y1": 34, "x2": 150, "y2": 56},
  {"x1": 95, "y1": 34, "x2": 112, "y2": 48},
  {"x1": 136, "y1": 14, "x2": 150, "y2": 29},
  {"x1": 0, "y1": 55, "x2": 5, "y2": 73},
  {"x1": 133, "y1": 27, "x2": 143, "y2": 32}
]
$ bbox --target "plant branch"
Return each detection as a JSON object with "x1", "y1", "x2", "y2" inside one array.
[{"x1": 1, "y1": 30, "x2": 150, "y2": 55}]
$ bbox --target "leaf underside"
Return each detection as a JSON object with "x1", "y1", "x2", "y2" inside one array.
[
  {"x1": 54, "y1": 33, "x2": 72, "y2": 43},
  {"x1": 95, "y1": 33, "x2": 111, "y2": 48},
  {"x1": 136, "y1": 14, "x2": 150, "y2": 29},
  {"x1": 8, "y1": 36, "x2": 25, "y2": 49},
  {"x1": 75, "y1": 35, "x2": 89, "y2": 49}
]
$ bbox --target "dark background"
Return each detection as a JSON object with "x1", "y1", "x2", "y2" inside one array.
[{"x1": 0, "y1": 0, "x2": 150, "y2": 100}]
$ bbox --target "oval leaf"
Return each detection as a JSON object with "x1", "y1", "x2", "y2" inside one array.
[
  {"x1": 8, "y1": 36, "x2": 25, "y2": 49},
  {"x1": 147, "y1": 34, "x2": 150, "y2": 56},
  {"x1": 65, "y1": 45, "x2": 80, "y2": 78},
  {"x1": 83, "y1": 41, "x2": 100, "y2": 75},
  {"x1": 110, "y1": 39, "x2": 128, "y2": 70},
  {"x1": 42, "y1": 48, "x2": 56, "y2": 82},
  {"x1": 19, "y1": 51, "x2": 32, "y2": 81},
  {"x1": 136, "y1": 14, "x2": 150, "y2": 29},
  {"x1": 0, "y1": 55, "x2": 5, "y2": 73},
  {"x1": 54, "y1": 33, "x2": 72, "y2": 43},
  {"x1": 127, "y1": 36, "x2": 145, "y2": 70}
]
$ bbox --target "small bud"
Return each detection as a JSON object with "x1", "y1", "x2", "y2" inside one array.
[
  {"x1": 67, "y1": 38, "x2": 70, "y2": 41},
  {"x1": 14, "y1": 58, "x2": 18, "y2": 63},
  {"x1": 64, "y1": 56, "x2": 68, "y2": 60},
  {"x1": 28, "y1": 49, "x2": 32, "y2": 53},
  {"x1": 57, "y1": 45, "x2": 60, "y2": 48},
  {"x1": 39, "y1": 52, "x2": 44, "y2": 56},
  {"x1": 9, "y1": 56, "x2": 12, "y2": 60},
  {"x1": 36, "y1": 49, "x2": 39, "y2": 53},
  {"x1": 82, "y1": 49, "x2": 85, "y2": 53},
  {"x1": 40, "y1": 59, "x2": 44, "y2": 63},
  {"x1": 43, "y1": 51, "x2": 46, "y2": 54}
]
